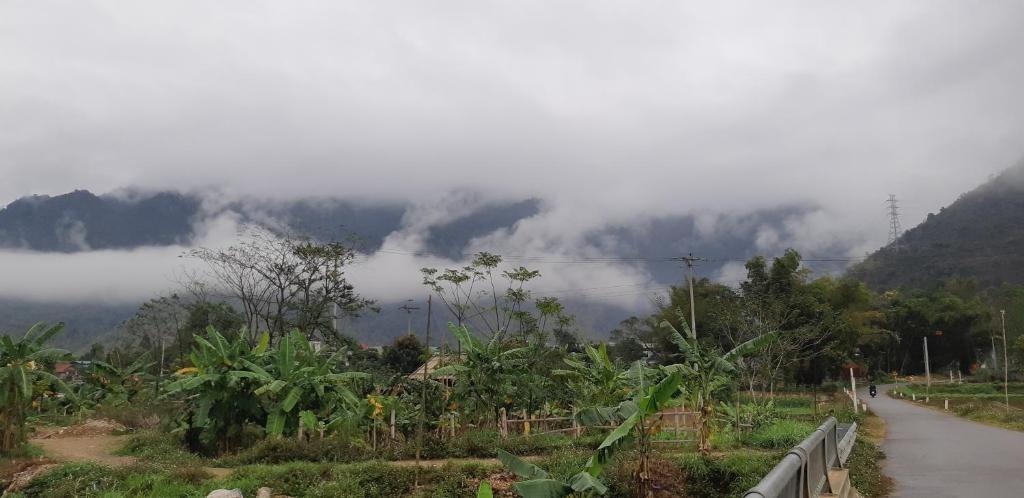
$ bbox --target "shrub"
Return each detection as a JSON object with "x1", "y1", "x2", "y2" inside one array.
[
  {"x1": 16, "y1": 462, "x2": 207, "y2": 498},
  {"x1": 220, "y1": 436, "x2": 372, "y2": 465},
  {"x1": 745, "y1": 420, "x2": 815, "y2": 449},
  {"x1": 675, "y1": 451, "x2": 781, "y2": 498},
  {"x1": 119, "y1": 430, "x2": 202, "y2": 466},
  {"x1": 220, "y1": 462, "x2": 332, "y2": 496}
]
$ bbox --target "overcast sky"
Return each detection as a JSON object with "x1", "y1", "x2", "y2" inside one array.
[{"x1": 2, "y1": 1, "x2": 1024, "y2": 306}]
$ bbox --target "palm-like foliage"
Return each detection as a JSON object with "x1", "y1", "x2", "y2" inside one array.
[
  {"x1": 661, "y1": 316, "x2": 774, "y2": 453},
  {"x1": 500, "y1": 369, "x2": 684, "y2": 497},
  {"x1": 554, "y1": 343, "x2": 633, "y2": 407},
  {"x1": 243, "y1": 329, "x2": 368, "y2": 438},
  {"x1": 0, "y1": 322, "x2": 72, "y2": 452},
  {"x1": 83, "y1": 354, "x2": 154, "y2": 407},
  {"x1": 432, "y1": 324, "x2": 528, "y2": 425},
  {"x1": 164, "y1": 327, "x2": 269, "y2": 453}
]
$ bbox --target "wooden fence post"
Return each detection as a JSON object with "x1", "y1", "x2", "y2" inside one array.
[
  {"x1": 390, "y1": 409, "x2": 396, "y2": 440},
  {"x1": 523, "y1": 409, "x2": 530, "y2": 435},
  {"x1": 500, "y1": 408, "x2": 508, "y2": 438},
  {"x1": 674, "y1": 409, "x2": 681, "y2": 439},
  {"x1": 572, "y1": 406, "x2": 580, "y2": 438}
]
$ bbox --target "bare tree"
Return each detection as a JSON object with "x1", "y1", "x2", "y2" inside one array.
[{"x1": 188, "y1": 225, "x2": 374, "y2": 345}]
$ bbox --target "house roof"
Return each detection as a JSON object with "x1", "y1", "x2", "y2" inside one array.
[{"x1": 407, "y1": 354, "x2": 460, "y2": 380}]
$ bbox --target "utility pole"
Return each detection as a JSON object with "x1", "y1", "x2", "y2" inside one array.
[
  {"x1": 1001, "y1": 310, "x2": 1010, "y2": 414},
  {"x1": 415, "y1": 295, "x2": 432, "y2": 483},
  {"x1": 677, "y1": 253, "x2": 703, "y2": 338},
  {"x1": 399, "y1": 300, "x2": 420, "y2": 336},
  {"x1": 887, "y1": 194, "x2": 903, "y2": 247},
  {"x1": 923, "y1": 337, "x2": 931, "y2": 402}
]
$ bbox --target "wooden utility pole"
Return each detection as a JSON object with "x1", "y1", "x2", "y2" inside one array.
[
  {"x1": 923, "y1": 337, "x2": 931, "y2": 402},
  {"x1": 678, "y1": 254, "x2": 703, "y2": 338},
  {"x1": 1001, "y1": 310, "x2": 1010, "y2": 414},
  {"x1": 400, "y1": 300, "x2": 420, "y2": 336},
  {"x1": 415, "y1": 296, "x2": 432, "y2": 479}
]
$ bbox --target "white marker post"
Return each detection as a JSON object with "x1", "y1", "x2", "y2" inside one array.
[{"x1": 850, "y1": 368, "x2": 858, "y2": 411}]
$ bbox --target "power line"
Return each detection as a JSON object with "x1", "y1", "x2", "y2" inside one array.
[{"x1": 370, "y1": 248, "x2": 863, "y2": 265}]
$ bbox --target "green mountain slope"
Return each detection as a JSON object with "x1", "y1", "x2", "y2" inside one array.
[{"x1": 849, "y1": 160, "x2": 1024, "y2": 290}]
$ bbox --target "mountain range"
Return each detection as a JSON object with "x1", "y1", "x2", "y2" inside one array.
[
  {"x1": 849, "y1": 160, "x2": 1024, "y2": 290},
  {"x1": 11, "y1": 163, "x2": 1023, "y2": 351}
]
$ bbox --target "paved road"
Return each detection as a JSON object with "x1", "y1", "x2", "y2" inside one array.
[{"x1": 864, "y1": 386, "x2": 1024, "y2": 497}]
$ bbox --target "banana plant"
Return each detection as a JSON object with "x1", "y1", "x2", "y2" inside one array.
[
  {"x1": 660, "y1": 316, "x2": 775, "y2": 453},
  {"x1": 164, "y1": 326, "x2": 269, "y2": 453},
  {"x1": 553, "y1": 343, "x2": 634, "y2": 407},
  {"x1": 0, "y1": 322, "x2": 73, "y2": 452},
  {"x1": 83, "y1": 354, "x2": 155, "y2": 406},
  {"x1": 242, "y1": 329, "x2": 368, "y2": 438},
  {"x1": 498, "y1": 449, "x2": 608, "y2": 498},
  {"x1": 499, "y1": 369, "x2": 684, "y2": 497},
  {"x1": 432, "y1": 323, "x2": 528, "y2": 426}
]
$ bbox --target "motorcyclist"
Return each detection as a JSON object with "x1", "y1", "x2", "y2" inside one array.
[{"x1": 869, "y1": 383, "x2": 877, "y2": 398}]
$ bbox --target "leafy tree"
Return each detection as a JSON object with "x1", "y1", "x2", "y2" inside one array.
[
  {"x1": 422, "y1": 253, "x2": 571, "y2": 341},
  {"x1": 382, "y1": 335, "x2": 426, "y2": 375},
  {"x1": 0, "y1": 323, "x2": 73, "y2": 452}
]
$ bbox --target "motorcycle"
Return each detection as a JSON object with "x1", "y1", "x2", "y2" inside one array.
[{"x1": 869, "y1": 385, "x2": 877, "y2": 398}]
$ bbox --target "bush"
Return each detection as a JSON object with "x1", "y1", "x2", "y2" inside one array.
[
  {"x1": 219, "y1": 462, "x2": 332, "y2": 496},
  {"x1": 674, "y1": 451, "x2": 781, "y2": 498},
  {"x1": 119, "y1": 430, "x2": 203, "y2": 466},
  {"x1": 745, "y1": 420, "x2": 815, "y2": 449},
  {"x1": 220, "y1": 436, "x2": 373, "y2": 465},
  {"x1": 16, "y1": 462, "x2": 207, "y2": 498}
]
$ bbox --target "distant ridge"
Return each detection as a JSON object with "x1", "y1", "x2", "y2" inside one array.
[{"x1": 849, "y1": 160, "x2": 1024, "y2": 290}]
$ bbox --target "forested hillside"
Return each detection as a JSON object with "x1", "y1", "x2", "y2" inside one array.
[{"x1": 850, "y1": 160, "x2": 1024, "y2": 290}]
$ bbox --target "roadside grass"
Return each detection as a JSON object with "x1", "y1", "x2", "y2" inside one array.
[
  {"x1": 5, "y1": 460, "x2": 500, "y2": 498},
  {"x1": 674, "y1": 450, "x2": 783, "y2": 498},
  {"x1": 847, "y1": 437, "x2": 889, "y2": 498},
  {"x1": 891, "y1": 383, "x2": 1024, "y2": 432},
  {"x1": 744, "y1": 420, "x2": 816, "y2": 449}
]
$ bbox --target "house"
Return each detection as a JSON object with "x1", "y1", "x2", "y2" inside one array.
[
  {"x1": 53, "y1": 361, "x2": 81, "y2": 382},
  {"x1": 408, "y1": 354, "x2": 460, "y2": 387}
]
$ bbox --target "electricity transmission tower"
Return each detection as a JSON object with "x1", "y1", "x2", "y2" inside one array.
[{"x1": 887, "y1": 194, "x2": 903, "y2": 247}]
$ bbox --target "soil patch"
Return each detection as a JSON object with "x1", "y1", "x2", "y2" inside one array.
[{"x1": 30, "y1": 435, "x2": 137, "y2": 466}]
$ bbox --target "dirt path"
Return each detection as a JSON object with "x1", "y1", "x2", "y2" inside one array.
[
  {"x1": 29, "y1": 433, "x2": 232, "y2": 479},
  {"x1": 30, "y1": 435, "x2": 137, "y2": 466}
]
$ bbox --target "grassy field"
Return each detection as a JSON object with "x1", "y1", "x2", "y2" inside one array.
[
  {"x1": 891, "y1": 382, "x2": 1024, "y2": 432},
  {"x1": 0, "y1": 394, "x2": 893, "y2": 498}
]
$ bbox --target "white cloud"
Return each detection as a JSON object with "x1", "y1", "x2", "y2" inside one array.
[{"x1": 2, "y1": 0, "x2": 1024, "y2": 306}]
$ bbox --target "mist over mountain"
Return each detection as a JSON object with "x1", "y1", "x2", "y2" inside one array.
[
  {"x1": 850, "y1": 160, "x2": 1024, "y2": 290},
  {"x1": 0, "y1": 188, "x2": 854, "y2": 350}
]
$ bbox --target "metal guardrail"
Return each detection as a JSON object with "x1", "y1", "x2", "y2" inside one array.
[{"x1": 743, "y1": 417, "x2": 858, "y2": 498}]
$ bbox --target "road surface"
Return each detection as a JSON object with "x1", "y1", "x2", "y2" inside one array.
[{"x1": 865, "y1": 386, "x2": 1024, "y2": 497}]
